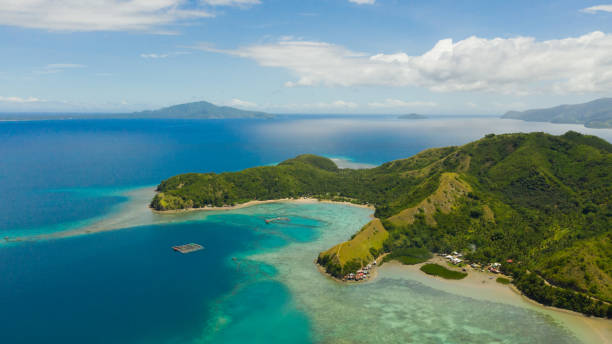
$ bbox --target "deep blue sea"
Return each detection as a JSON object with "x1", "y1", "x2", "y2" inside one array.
[{"x1": 1, "y1": 116, "x2": 610, "y2": 343}]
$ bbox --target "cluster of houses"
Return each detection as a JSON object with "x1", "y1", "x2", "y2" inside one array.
[
  {"x1": 343, "y1": 261, "x2": 376, "y2": 281},
  {"x1": 443, "y1": 251, "x2": 464, "y2": 265},
  {"x1": 488, "y1": 262, "x2": 502, "y2": 274},
  {"x1": 442, "y1": 252, "x2": 507, "y2": 274}
]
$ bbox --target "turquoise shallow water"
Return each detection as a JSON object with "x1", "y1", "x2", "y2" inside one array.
[
  {"x1": 0, "y1": 192, "x2": 607, "y2": 343},
  {"x1": 1, "y1": 118, "x2": 611, "y2": 343},
  {"x1": 0, "y1": 206, "x2": 316, "y2": 343},
  {"x1": 243, "y1": 203, "x2": 595, "y2": 344}
]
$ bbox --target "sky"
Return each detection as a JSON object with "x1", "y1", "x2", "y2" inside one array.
[{"x1": 1, "y1": 0, "x2": 612, "y2": 115}]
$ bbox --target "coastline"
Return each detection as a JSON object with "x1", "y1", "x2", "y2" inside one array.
[
  {"x1": 4, "y1": 184, "x2": 610, "y2": 342},
  {"x1": 5, "y1": 192, "x2": 374, "y2": 244},
  {"x1": 314, "y1": 252, "x2": 387, "y2": 285},
  {"x1": 378, "y1": 258, "x2": 612, "y2": 343},
  {"x1": 152, "y1": 197, "x2": 375, "y2": 214}
]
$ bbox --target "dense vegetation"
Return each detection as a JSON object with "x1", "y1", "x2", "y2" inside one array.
[
  {"x1": 504, "y1": 263, "x2": 612, "y2": 318},
  {"x1": 420, "y1": 263, "x2": 468, "y2": 280},
  {"x1": 153, "y1": 132, "x2": 612, "y2": 317},
  {"x1": 496, "y1": 277, "x2": 511, "y2": 285},
  {"x1": 382, "y1": 247, "x2": 432, "y2": 265}
]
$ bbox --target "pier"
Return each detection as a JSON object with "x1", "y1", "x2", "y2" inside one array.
[{"x1": 172, "y1": 243, "x2": 204, "y2": 254}]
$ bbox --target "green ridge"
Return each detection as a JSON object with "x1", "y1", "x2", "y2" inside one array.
[{"x1": 152, "y1": 131, "x2": 612, "y2": 317}]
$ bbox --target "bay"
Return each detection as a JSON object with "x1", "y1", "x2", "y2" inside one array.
[{"x1": 1, "y1": 116, "x2": 610, "y2": 343}]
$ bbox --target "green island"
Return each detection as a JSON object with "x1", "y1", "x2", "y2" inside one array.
[
  {"x1": 151, "y1": 131, "x2": 612, "y2": 318},
  {"x1": 420, "y1": 263, "x2": 468, "y2": 280}
]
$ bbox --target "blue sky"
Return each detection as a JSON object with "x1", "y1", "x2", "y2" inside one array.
[{"x1": 1, "y1": 0, "x2": 612, "y2": 114}]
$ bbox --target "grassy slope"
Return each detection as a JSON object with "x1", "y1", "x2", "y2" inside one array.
[
  {"x1": 318, "y1": 219, "x2": 388, "y2": 273},
  {"x1": 152, "y1": 132, "x2": 612, "y2": 316}
]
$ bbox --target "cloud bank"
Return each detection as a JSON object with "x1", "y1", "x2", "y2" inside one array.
[
  {"x1": 0, "y1": 96, "x2": 43, "y2": 103},
  {"x1": 368, "y1": 99, "x2": 437, "y2": 108},
  {"x1": 202, "y1": 31, "x2": 612, "y2": 94},
  {"x1": 228, "y1": 98, "x2": 258, "y2": 108},
  {"x1": 0, "y1": 0, "x2": 259, "y2": 32}
]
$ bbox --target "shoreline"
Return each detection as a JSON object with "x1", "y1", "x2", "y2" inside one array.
[
  {"x1": 4, "y1": 185, "x2": 610, "y2": 342},
  {"x1": 5, "y1": 193, "x2": 374, "y2": 244},
  {"x1": 152, "y1": 197, "x2": 375, "y2": 214},
  {"x1": 377, "y1": 257, "x2": 612, "y2": 343},
  {"x1": 314, "y1": 252, "x2": 387, "y2": 285}
]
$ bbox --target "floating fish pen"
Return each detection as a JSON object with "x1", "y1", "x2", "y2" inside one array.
[
  {"x1": 172, "y1": 243, "x2": 204, "y2": 254},
  {"x1": 265, "y1": 217, "x2": 290, "y2": 224}
]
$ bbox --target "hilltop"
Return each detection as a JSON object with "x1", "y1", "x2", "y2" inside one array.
[
  {"x1": 133, "y1": 100, "x2": 272, "y2": 119},
  {"x1": 151, "y1": 132, "x2": 612, "y2": 317},
  {"x1": 503, "y1": 98, "x2": 612, "y2": 128}
]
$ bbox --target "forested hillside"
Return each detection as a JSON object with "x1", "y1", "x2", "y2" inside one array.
[{"x1": 152, "y1": 132, "x2": 612, "y2": 317}]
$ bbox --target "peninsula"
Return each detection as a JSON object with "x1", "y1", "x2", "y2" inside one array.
[
  {"x1": 152, "y1": 132, "x2": 612, "y2": 318},
  {"x1": 503, "y1": 97, "x2": 612, "y2": 128}
]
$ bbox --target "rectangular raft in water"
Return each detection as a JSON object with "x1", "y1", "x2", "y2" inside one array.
[{"x1": 172, "y1": 243, "x2": 204, "y2": 254}]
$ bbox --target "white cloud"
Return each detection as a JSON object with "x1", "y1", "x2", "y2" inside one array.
[
  {"x1": 272, "y1": 100, "x2": 359, "y2": 112},
  {"x1": 227, "y1": 98, "x2": 258, "y2": 108},
  {"x1": 581, "y1": 5, "x2": 612, "y2": 13},
  {"x1": 45, "y1": 64, "x2": 86, "y2": 69},
  {"x1": 33, "y1": 63, "x2": 86, "y2": 75},
  {"x1": 202, "y1": 0, "x2": 261, "y2": 6},
  {"x1": 324, "y1": 100, "x2": 359, "y2": 109},
  {"x1": 140, "y1": 52, "x2": 190, "y2": 59},
  {"x1": 202, "y1": 31, "x2": 612, "y2": 94},
  {"x1": 0, "y1": 96, "x2": 43, "y2": 103},
  {"x1": 0, "y1": 0, "x2": 215, "y2": 32},
  {"x1": 140, "y1": 53, "x2": 169, "y2": 59},
  {"x1": 368, "y1": 99, "x2": 437, "y2": 108},
  {"x1": 349, "y1": 0, "x2": 376, "y2": 4}
]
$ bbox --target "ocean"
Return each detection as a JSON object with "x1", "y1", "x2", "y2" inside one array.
[{"x1": 1, "y1": 116, "x2": 611, "y2": 343}]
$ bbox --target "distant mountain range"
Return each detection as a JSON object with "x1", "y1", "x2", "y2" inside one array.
[
  {"x1": 398, "y1": 113, "x2": 427, "y2": 120},
  {"x1": 0, "y1": 100, "x2": 273, "y2": 121},
  {"x1": 503, "y1": 98, "x2": 612, "y2": 128},
  {"x1": 133, "y1": 101, "x2": 273, "y2": 119}
]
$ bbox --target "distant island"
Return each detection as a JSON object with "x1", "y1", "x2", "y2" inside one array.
[
  {"x1": 0, "y1": 100, "x2": 273, "y2": 121},
  {"x1": 503, "y1": 97, "x2": 612, "y2": 128},
  {"x1": 132, "y1": 100, "x2": 273, "y2": 119},
  {"x1": 151, "y1": 132, "x2": 612, "y2": 318},
  {"x1": 398, "y1": 113, "x2": 427, "y2": 120}
]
